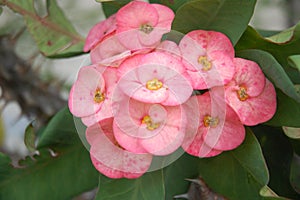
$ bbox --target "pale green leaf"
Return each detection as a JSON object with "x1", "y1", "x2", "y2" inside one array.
[
  {"x1": 282, "y1": 127, "x2": 300, "y2": 139},
  {"x1": 0, "y1": 0, "x2": 84, "y2": 57}
]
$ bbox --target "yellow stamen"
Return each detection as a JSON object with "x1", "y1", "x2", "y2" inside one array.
[
  {"x1": 142, "y1": 115, "x2": 160, "y2": 131},
  {"x1": 198, "y1": 56, "x2": 212, "y2": 71},
  {"x1": 146, "y1": 78, "x2": 163, "y2": 90},
  {"x1": 140, "y1": 24, "x2": 154, "y2": 34},
  {"x1": 237, "y1": 86, "x2": 249, "y2": 101},
  {"x1": 203, "y1": 115, "x2": 219, "y2": 128},
  {"x1": 94, "y1": 89, "x2": 105, "y2": 103}
]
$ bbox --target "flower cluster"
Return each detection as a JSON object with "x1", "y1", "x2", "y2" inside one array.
[{"x1": 68, "y1": 1, "x2": 277, "y2": 179}]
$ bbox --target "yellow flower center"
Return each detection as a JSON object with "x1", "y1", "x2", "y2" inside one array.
[
  {"x1": 146, "y1": 78, "x2": 163, "y2": 90},
  {"x1": 94, "y1": 88, "x2": 105, "y2": 103},
  {"x1": 237, "y1": 86, "x2": 249, "y2": 101},
  {"x1": 203, "y1": 115, "x2": 219, "y2": 128},
  {"x1": 198, "y1": 56, "x2": 212, "y2": 71},
  {"x1": 140, "y1": 24, "x2": 154, "y2": 34},
  {"x1": 142, "y1": 115, "x2": 160, "y2": 131}
]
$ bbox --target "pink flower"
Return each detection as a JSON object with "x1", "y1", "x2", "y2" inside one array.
[
  {"x1": 179, "y1": 30, "x2": 235, "y2": 89},
  {"x1": 117, "y1": 52, "x2": 193, "y2": 106},
  {"x1": 116, "y1": 1, "x2": 174, "y2": 51},
  {"x1": 221, "y1": 58, "x2": 277, "y2": 126},
  {"x1": 86, "y1": 118, "x2": 152, "y2": 179},
  {"x1": 68, "y1": 65, "x2": 118, "y2": 126},
  {"x1": 113, "y1": 98, "x2": 186, "y2": 156},
  {"x1": 83, "y1": 14, "x2": 117, "y2": 52},
  {"x1": 182, "y1": 92, "x2": 245, "y2": 157},
  {"x1": 90, "y1": 33, "x2": 131, "y2": 67},
  {"x1": 155, "y1": 40, "x2": 182, "y2": 59}
]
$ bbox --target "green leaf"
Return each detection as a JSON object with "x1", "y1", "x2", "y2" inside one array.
[
  {"x1": 149, "y1": 0, "x2": 192, "y2": 12},
  {"x1": 266, "y1": 90, "x2": 300, "y2": 127},
  {"x1": 172, "y1": 0, "x2": 256, "y2": 45},
  {"x1": 236, "y1": 49, "x2": 300, "y2": 103},
  {"x1": 0, "y1": 107, "x2": 99, "y2": 200},
  {"x1": 260, "y1": 186, "x2": 280, "y2": 198},
  {"x1": 100, "y1": 0, "x2": 131, "y2": 18},
  {"x1": 197, "y1": 129, "x2": 269, "y2": 200},
  {"x1": 235, "y1": 24, "x2": 300, "y2": 84},
  {"x1": 163, "y1": 153, "x2": 199, "y2": 199},
  {"x1": 24, "y1": 122, "x2": 36, "y2": 152},
  {"x1": 252, "y1": 125, "x2": 300, "y2": 199},
  {"x1": 95, "y1": 153, "x2": 199, "y2": 200},
  {"x1": 288, "y1": 55, "x2": 300, "y2": 72},
  {"x1": 37, "y1": 107, "x2": 79, "y2": 148},
  {"x1": 290, "y1": 153, "x2": 300, "y2": 194},
  {"x1": 96, "y1": 171, "x2": 165, "y2": 200},
  {"x1": 283, "y1": 127, "x2": 300, "y2": 139},
  {"x1": 0, "y1": 0, "x2": 84, "y2": 57}
]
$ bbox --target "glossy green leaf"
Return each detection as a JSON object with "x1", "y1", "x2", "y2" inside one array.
[
  {"x1": 99, "y1": 0, "x2": 130, "y2": 18},
  {"x1": 197, "y1": 129, "x2": 269, "y2": 200},
  {"x1": 252, "y1": 125, "x2": 300, "y2": 199},
  {"x1": 0, "y1": 107, "x2": 99, "y2": 200},
  {"x1": 236, "y1": 24, "x2": 300, "y2": 84},
  {"x1": 149, "y1": 0, "x2": 192, "y2": 12},
  {"x1": 237, "y1": 49, "x2": 300, "y2": 103},
  {"x1": 24, "y1": 122, "x2": 36, "y2": 152},
  {"x1": 290, "y1": 153, "x2": 300, "y2": 194},
  {"x1": 172, "y1": 0, "x2": 256, "y2": 45},
  {"x1": 266, "y1": 90, "x2": 300, "y2": 127},
  {"x1": 96, "y1": 171, "x2": 165, "y2": 200},
  {"x1": 0, "y1": 0, "x2": 84, "y2": 57}
]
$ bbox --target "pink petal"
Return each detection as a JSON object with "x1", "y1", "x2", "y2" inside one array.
[
  {"x1": 155, "y1": 40, "x2": 182, "y2": 58},
  {"x1": 182, "y1": 126, "x2": 222, "y2": 157},
  {"x1": 141, "y1": 105, "x2": 186, "y2": 155},
  {"x1": 182, "y1": 51, "x2": 234, "y2": 89},
  {"x1": 202, "y1": 104, "x2": 245, "y2": 151},
  {"x1": 81, "y1": 100, "x2": 113, "y2": 126},
  {"x1": 162, "y1": 73, "x2": 193, "y2": 105},
  {"x1": 113, "y1": 122, "x2": 148, "y2": 154},
  {"x1": 232, "y1": 58, "x2": 266, "y2": 97},
  {"x1": 84, "y1": 14, "x2": 116, "y2": 52},
  {"x1": 118, "y1": 52, "x2": 190, "y2": 105},
  {"x1": 182, "y1": 92, "x2": 245, "y2": 154},
  {"x1": 180, "y1": 30, "x2": 234, "y2": 57},
  {"x1": 116, "y1": 1, "x2": 158, "y2": 30},
  {"x1": 179, "y1": 30, "x2": 235, "y2": 90},
  {"x1": 181, "y1": 96, "x2": 221, "y2": 157},
  {"x1": 152, "y1": 4, "x2": 174, "y2": 29},
  {"x1": 226, "y1": 79, "x2": 277, "y2": 126},
  {"x1": 68, "y1": 66, "x2": 105, "y2": 117},
  {"x1": 90, "y1": 33, "x2": 131, "y2": 67},
  {"x1": 116, "y1": 1, "x2": 159, "y2": 50},
  {"x1": 87, "y1": 118, "x2": 152, "y2": 178},
  {"x1": 118, "y1": 70, "x2": 169, "y2": 103},
  {"x1": 136, "y1": 4, "x2": 174, "y2": 47},
  {"x1": 81, "y1": 67, "x2": 119, "y2": 126},
  {"x1": 90, "y1": 155, "x2": 123, "y2": 179},
  {"x1": 138, "y1": 27, "x2": 168, "y2": 47},
  {"x1": 113, "y1": 99, "x2": 167, "y2": 140}
]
